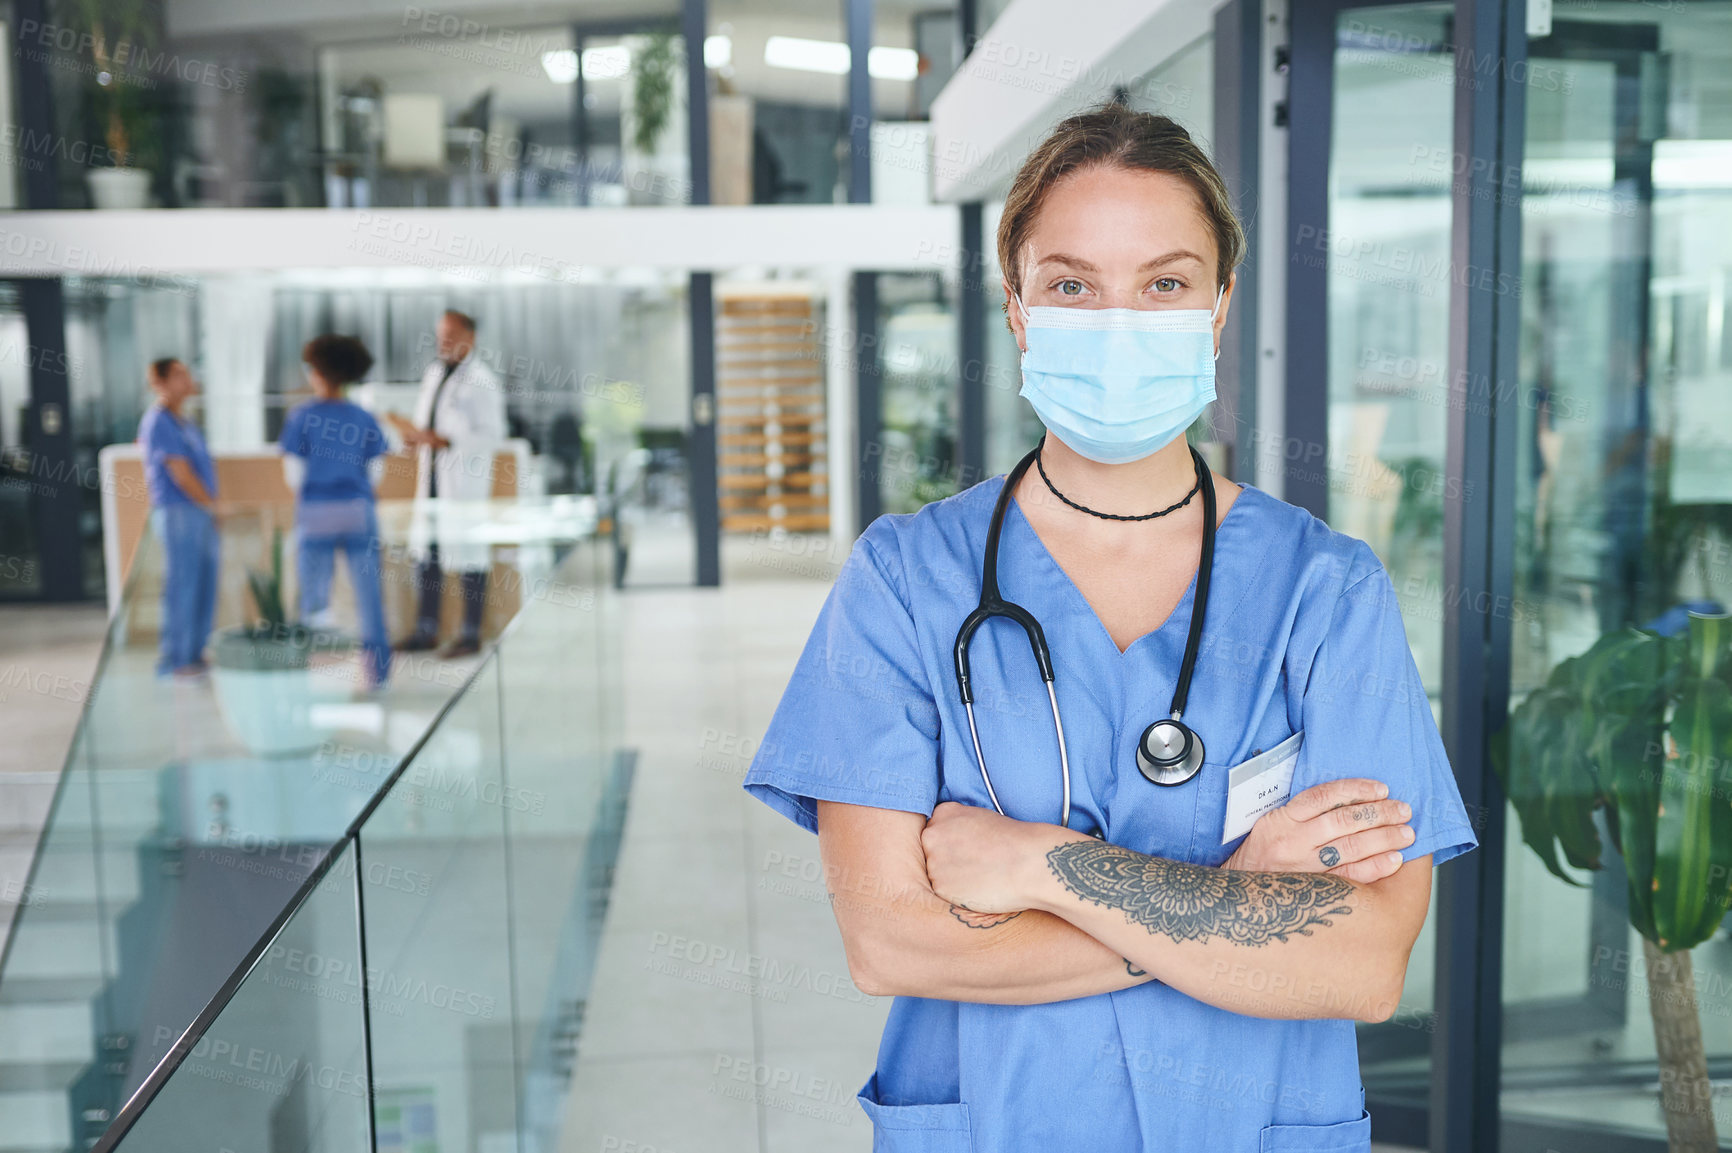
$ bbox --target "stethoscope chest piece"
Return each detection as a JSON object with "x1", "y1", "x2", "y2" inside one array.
[{"x1": 1136, "y1": 718, "x2": 1205, "y2": 786}]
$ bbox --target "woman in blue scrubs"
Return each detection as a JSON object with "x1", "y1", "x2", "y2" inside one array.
[
  {"x1": 280, "y1": 335, "x2": 392, "y2": 691},
  {"x1": 744, "y1": 104, "x2": 1477, "y2": 1152}
]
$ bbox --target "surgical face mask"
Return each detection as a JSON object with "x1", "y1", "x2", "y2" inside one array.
[{"x1": 1014, "y1": 286, "x2": 1223, "y2": 465}]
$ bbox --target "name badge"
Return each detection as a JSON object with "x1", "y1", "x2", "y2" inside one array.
[{"x1": 1221, "y1": 730, "x2": 1304, "y2": 844}]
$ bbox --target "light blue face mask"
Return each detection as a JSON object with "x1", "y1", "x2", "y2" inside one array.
[{"x1": 1015, "y1": 286, "x2": 1224, "y2": 465}]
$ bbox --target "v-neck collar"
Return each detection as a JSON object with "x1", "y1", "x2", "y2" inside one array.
[{"x1": 1001, "y1": 479, "x2": 1258, "y2": 659}]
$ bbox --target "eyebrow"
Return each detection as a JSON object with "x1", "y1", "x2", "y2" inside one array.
[{"x1": 1033, "y1": 250, "x2": 1208, "y2": 274}]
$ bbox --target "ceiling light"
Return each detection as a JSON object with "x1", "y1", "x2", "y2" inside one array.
[
  {"x1": 705, "y1": 35, "x2": 732, "y2": 68},
  {"x1": 764, "y1": 35, "x2": 850, "y2": 75},
  {"x1": 867, "y1": 46, "x2": 919, "y2": 81},
  {"x1": 760, "y1": 37, "x2": 920, "y2": 81}
]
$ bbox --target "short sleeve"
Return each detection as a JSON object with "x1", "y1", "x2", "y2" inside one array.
[
  {"x1": 1292, "y1": 549, "x2": 1479, "y2": 867},
  {"x1": 743, "y1": 533, "x2": 941, "y2": 834},
  {"x1": 278, "y1": 408, "x2": 307, "y2": 457},
  {"x1": 141, "y1": 411, "x2": 184, "y2": 467},
  {"x1": 360, "y1": 412, "x2": 388, "y2": 460}
]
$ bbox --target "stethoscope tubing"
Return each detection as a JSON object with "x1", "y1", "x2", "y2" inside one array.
[{"x1": 953, "y1": 440, "x2": 1215, "y2": 826}]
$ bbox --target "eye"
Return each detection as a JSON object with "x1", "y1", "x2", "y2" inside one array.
[
  {"x1": 1152, "y1": 276, "x2": 1184, "y2": 293},
  {"x1": 1054, "y1": 279, "x2": 1086, "y2": 297}
]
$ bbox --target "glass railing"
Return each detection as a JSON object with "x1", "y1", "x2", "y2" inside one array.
[
  {"x1": 0, "y1": 495, "x2": 621, "y2": 1153},
  {"x1": 25, "y1": 19, "x2": 698, "y2": 210}
]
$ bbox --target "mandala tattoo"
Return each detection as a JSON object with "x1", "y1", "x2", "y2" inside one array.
[
  {"x1": 949, "y1": 904, "x2": 1023, "y2": 930},
  {"x1": 1045, "y1": 842, "x2": 1354, "y2": 947},
  {"x1": 1318, "y1": 845, "x2": 1341, "y2": 867}
]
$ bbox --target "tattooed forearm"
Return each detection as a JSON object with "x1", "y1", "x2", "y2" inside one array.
[
  {"x1": 949, "y1": 904, "x2": 1023, "y2": 929},
  {"x1": 1125, "y1": 959, "x2": 1147, "y2": 977},
  {"x1": 1045, "y1": 842, "x2": 1354, "y2": 947}
]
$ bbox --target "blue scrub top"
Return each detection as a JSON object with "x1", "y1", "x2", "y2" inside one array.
[
  {"x1": 744, "y1": 476, "x2": 1477, "y2": 1153},
  {"x1": 138, "y1": 403, "x2": 217, "y2": 508},
  {"x1": 279, "y1": 399, "x2": 387, "y2": 504}
]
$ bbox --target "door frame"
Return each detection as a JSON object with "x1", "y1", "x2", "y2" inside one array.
[{"x1": 1283, "y1": 0, "x2": 1525, "y2": 1148}]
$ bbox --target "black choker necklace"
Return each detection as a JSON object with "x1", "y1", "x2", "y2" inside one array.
[{"x1": 1034, "y1": 442, "x2": 1201, "y2": 522}]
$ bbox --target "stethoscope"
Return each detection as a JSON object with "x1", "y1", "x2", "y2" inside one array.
[{"x1": 951, "y1": 442, "x2": 1217, "y2": 828}]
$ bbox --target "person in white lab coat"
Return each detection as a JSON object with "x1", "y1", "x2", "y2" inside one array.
[{"x1": 387, "y1": 309, "x2": 507, "y2": 658}]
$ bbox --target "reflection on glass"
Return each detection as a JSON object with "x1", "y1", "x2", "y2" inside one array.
[
  {"x1": 361, "y1": 658, "x2": 515, "y2": 1153},
  {"x1": 107, "y1": 840, "x2": 371, "y2": 1153},
  {"x1": 1323, "y1": 1, "x2": 1454, "y2": 1112},
  {"x1": 1500, "y1": 2, "x2": 1732, "y2": 1145}
]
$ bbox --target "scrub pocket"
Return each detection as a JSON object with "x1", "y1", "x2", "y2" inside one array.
[
  {"x1": 1258, "y1": 1110, "x2": 1372, "y2": 1152},
  {"x1": 858, "y1": 1074, "x2": 974, "y2": 1153}
]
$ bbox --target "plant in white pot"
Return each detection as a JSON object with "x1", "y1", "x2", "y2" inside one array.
[
  {"x1": 60, "y1": 0, "x2": 160, "y2": 209},
  {"x1": 210, "y1": 529, "x2": 349, "y2": 757}
]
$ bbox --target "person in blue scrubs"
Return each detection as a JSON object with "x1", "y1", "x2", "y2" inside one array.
[
  {"x1": 137, "y1": 358, "x2": 219, "y2": 677},
  {"x1": 744, "y1": 104, "x2": 1477, "y2": 1153},
  {"x1": 279, "y1": 335, "x2": 392, "y2": 690}
]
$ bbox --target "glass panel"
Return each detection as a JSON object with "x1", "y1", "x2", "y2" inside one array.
[
  {"x1": 107, "y1": 838, "x2": 370, "y2": 1153},
  {"x1": 708, "y1": 1, "x2": 848, "y2": 204},
  {"x1": 493, "y1": 536, "x2": 623, "y2": 1151},
  {"x1": 360, "y1": 656, "x2": 516, "y2": 1153},
  {"x1": 16, "y1": 6, "x2": 690, "y2": 209},
  {"x1": 0, "y1": 566, "x2": 135, "y2": 1150},
  {"x1": 0, "y1": 282, "x2": 41, "y2": 596},
  {"x1": 65, "y1": 277, "x2": 197, "y2": 600},
  {"x1": 566, "y1": 29, "x2": 693, "y2": 208},
  {"x1": 1500, "y1": 2, "x2": 1732, "y2": 1144},
  {"x1": 876, "y1": 271, "x2": 959, "y2": 514},
  {"x1": 64, "y1": 269, "x2": 684, "y2": 589},
  {"x1": 1322, "y1": 1, "x2": 1455, "y2": 1109},
  {"x1": 0, "y1": 469, "x2": 600, "y2": 1149},
  {"x1": 982, "y1": 199, "x2": 1043, "y2": 475}
]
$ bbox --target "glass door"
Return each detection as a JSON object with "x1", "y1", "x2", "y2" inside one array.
[
  {"x1": 1303, "y1": 1, "x2": 1457, "y2": 1133},
  {"x1": 1499, "y1": 3, "x2": 1732, "y2": 1149}
]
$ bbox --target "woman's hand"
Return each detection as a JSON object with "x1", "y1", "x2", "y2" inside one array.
[
  {"x1": 1223, "y1": 778, "x2": 1414, "y2": 884},
  {"x1": 922, "y1": 801, "x2": 1076, "y2": 920}
]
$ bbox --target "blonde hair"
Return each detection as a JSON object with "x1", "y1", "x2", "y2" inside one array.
[{"x1": 997, "y1": 103, "x2": 1245, "y2": 315}]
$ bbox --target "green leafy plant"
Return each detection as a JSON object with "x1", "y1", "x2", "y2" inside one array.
[
  {"x1": 630, "y1": 30, "x2": 679, "y2": 155},
  {"x1": 243, "y1": 527, "x2": 288, "y2": 633},
  {"x1": 216, "y1": 528, "x2": 348, "y2": 673},
  {"x1": 1497, "y1": 610, "x2": 1732, "y2": 1152},
  {"x1": 57, "y1": 0, "x2": 161, "y2": 169}
]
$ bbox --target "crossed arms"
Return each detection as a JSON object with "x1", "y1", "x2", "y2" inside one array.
[{"x1": 815, "y1": 779, "x2": 1431, "y2": 1021}]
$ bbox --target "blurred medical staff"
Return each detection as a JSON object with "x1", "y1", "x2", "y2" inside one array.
[
  {"x1": 280, "y1": 335, "x2": 392, "y2": 691},
  {"x1": 136, "y1": 358, "x2": 218, "y2": 677},
  {"x1": 386, "y1": 309, "x2": 505, "y2": 659}
]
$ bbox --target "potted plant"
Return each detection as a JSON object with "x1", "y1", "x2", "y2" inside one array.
[
  {"x1": 59, "y1": 0, "x2": 161, "y2": 208},
  {"x1": 210, "y1": 529, "x2": 348, "y2": 757},
  {"x1": 1497, "y1": 607, "x2": 1732, "y2": 1152},
  {"x1": 623, "y1": 28, "x2": 683, "y2": 205}
]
